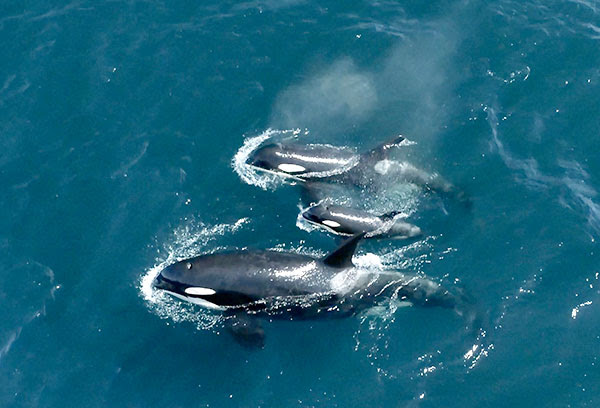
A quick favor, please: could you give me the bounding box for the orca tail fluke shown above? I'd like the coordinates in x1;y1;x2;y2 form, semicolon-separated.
453;189;473;210
452;286;485;337
432;181;473;210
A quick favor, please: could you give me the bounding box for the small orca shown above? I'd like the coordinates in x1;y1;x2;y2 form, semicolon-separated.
153;234;476;348
246;135;405;182
301;202;422;239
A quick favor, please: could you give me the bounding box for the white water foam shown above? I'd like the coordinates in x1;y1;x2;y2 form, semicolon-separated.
350;235;486;377
295;203;322;234
232;128;284;190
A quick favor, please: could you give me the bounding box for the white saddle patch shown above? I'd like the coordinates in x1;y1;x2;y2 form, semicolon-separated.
274;261;316;278
374;159;393;175
330;268;370;295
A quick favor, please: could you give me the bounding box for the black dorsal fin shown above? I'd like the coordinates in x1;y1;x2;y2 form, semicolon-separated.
379;210;402;220
322;232;366;268
363;135;405;162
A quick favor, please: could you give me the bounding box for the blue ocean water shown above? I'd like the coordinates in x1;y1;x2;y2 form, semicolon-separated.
1;0;600;406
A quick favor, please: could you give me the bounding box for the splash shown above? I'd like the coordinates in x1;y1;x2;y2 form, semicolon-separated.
571;300;593;319
295;203;321;234
351;236;473;378
463;333;494;371
232;128;285;190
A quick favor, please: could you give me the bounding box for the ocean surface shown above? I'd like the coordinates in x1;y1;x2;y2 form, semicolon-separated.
1;0;600;406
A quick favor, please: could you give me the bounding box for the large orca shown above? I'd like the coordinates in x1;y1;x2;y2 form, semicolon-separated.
153;234;476;348
246;135;405;182
301;202;422;239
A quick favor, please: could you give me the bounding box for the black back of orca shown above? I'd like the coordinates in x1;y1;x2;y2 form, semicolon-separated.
301;202;422;239
246;136;404;180
246;143;358;178
152;234;366;309
302;203;384;236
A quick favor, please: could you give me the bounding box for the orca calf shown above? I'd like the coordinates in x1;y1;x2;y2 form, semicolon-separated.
153;234;475;348
301;202;422;239
246;135;405;182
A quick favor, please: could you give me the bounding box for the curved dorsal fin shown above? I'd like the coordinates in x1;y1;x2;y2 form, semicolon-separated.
379;210;402;220
322;233;366;268
363;135;405;162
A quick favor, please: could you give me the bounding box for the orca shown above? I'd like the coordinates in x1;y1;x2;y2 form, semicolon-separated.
245;135;405;182
245;135;471;206
301;202;422;239
153;234;476;348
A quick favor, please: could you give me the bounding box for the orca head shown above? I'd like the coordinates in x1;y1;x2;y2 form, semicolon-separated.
302;203;334;225
153;260;259;310
246;143;282;171
152;260;192;291
152;261;224;310
247;143;308;175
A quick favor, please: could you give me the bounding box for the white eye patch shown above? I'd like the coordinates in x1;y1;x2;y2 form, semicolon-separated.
322;220;341;228
184;287;217;296
278;163;306;173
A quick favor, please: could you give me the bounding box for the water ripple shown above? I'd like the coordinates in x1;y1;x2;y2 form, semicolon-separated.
487;105;600;234
0;260;59;365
